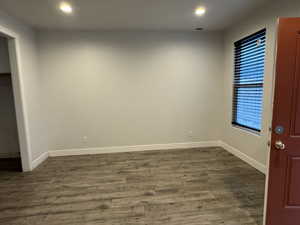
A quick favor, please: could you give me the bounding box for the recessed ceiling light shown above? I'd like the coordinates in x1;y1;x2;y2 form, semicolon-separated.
59;2;73;14
195;7;206;16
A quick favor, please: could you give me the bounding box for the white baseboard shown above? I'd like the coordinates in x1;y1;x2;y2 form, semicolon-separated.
44;140;266;175
31;152;49;170
219;141;266;174
48;141;220;157
0;152;20;158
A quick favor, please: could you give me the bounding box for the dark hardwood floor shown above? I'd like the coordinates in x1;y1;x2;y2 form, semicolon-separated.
0;147;265;225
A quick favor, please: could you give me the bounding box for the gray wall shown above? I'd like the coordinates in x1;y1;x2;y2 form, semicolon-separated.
0;36;19;156
1;0;299;168
37;31;224;151
0;74;19;157
0;37;10;73
222;0;300;165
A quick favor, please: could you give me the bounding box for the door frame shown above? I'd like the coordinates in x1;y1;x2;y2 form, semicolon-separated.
263;23;278;225
0;25;32;172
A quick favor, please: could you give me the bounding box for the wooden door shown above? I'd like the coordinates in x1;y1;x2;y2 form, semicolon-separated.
266;18;300;225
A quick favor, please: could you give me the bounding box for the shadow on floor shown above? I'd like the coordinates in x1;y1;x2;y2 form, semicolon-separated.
0;158;22;172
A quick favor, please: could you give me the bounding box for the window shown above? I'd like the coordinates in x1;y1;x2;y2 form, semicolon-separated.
232;29;266;132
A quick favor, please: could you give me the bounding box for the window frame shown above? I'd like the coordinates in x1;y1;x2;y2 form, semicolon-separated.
231;29;266;133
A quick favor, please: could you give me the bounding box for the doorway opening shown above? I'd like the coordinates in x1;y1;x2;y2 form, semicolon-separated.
0;35;22;172
0;26;31;172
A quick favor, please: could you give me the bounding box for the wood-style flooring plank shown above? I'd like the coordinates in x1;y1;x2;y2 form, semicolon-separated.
0;147;265;225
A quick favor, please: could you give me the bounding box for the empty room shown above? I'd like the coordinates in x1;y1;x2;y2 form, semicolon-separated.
0;0;299;224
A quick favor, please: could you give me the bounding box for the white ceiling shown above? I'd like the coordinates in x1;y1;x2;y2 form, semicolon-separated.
0;0;268;31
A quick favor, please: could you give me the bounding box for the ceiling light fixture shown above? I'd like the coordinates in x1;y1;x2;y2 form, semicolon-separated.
59;2;73;14
195;7;206;16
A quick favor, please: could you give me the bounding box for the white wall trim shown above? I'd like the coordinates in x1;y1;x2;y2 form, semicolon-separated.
31;152;48;170
48;141;220;157
48;141;267;174
34;140;266;176
219;141;267;174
